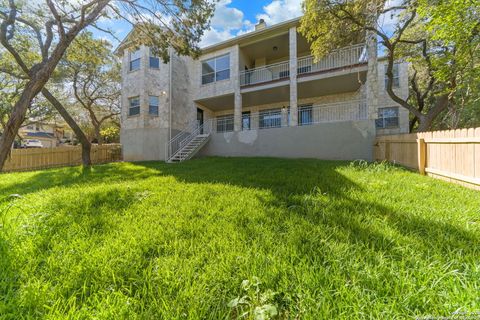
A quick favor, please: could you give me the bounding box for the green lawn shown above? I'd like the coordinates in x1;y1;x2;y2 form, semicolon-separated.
0;158;479;319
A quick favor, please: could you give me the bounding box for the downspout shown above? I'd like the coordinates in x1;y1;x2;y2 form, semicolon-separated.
168;47;173;157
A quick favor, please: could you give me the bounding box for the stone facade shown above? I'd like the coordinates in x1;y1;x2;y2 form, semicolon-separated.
118;19;410;162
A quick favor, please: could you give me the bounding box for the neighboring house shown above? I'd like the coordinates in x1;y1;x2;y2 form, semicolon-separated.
19;122;76;148
20;122;57;148
116;18;409;162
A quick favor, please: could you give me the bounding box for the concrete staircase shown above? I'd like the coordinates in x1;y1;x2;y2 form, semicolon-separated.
167;134;210;163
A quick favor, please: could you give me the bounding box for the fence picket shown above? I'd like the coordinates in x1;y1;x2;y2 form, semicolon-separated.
3;144;122;173
374;128;480;190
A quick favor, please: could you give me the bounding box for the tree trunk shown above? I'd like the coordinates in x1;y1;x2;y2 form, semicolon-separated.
0;79;45;170
94;124;103;145
42;89;92;166
416;116;432;132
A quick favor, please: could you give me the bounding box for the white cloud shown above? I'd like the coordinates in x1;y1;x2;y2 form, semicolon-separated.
210;0;244;31
200;0;303;47
256;0;303;25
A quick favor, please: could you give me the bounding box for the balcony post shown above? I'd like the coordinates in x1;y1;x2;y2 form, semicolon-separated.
233;44;242;131
289;27;298;126
366;24;379;121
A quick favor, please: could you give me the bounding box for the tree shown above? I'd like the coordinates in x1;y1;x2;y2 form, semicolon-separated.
299;0;480;132
63;32;120;144
0;0;214;170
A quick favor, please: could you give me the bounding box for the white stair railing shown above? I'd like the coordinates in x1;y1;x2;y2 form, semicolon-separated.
165;119;214;162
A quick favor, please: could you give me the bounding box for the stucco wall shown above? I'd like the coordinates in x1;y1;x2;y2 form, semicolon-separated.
198;120;376;161
121;127;169;161
192;47;237;101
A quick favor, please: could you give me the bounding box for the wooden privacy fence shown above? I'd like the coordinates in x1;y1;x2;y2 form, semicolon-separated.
2;144;122;173
374;128;480;190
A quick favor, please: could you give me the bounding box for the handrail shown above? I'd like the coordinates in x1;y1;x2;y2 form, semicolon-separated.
165;119;214;162
240;60;291;75
297;44;367;76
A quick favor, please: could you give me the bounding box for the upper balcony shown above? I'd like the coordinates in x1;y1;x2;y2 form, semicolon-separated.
239;44;367;87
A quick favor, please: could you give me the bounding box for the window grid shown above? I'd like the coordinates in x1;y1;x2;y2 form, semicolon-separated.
216;114;234;133
149;48;160;69
259;109;282;129
128;97;140;116
202;54;230;85
385;63;400;88
376;107;399;129
129;49;141;72
149;96;159;116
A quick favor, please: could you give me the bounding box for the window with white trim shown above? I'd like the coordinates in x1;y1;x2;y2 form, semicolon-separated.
376;107;399;129
385;63;400;88
201;54;230;85
129;49;141;71
128;96;140;116
149;96;159;116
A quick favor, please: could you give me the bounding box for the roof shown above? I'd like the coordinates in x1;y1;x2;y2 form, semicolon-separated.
115;17;302;56
24;132;56;139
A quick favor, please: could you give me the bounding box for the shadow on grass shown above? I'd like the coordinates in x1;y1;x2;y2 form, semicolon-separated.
0;157;479;317
2;157;479;267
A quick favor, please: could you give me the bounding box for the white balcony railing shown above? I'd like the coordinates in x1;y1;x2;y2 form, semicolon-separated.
213;100;367;133
239;44;367;87
297;44;367;76
240;60;290;86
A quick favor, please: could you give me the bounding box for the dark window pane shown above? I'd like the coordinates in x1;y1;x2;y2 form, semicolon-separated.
376;107;399;128
202;73;215;85
149;105;159;115
149;57;160;69
129;106;140;116
216;69;230;81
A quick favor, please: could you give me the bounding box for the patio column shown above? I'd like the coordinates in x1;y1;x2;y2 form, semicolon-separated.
366;21;379;120
289;27;298;126
234;91;242;131
233;44;242;131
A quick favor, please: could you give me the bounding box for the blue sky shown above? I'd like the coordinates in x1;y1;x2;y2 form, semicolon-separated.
92;0;303;48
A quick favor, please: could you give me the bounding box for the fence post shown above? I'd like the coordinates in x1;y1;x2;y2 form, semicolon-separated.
384;141;390;161
417;138;426;175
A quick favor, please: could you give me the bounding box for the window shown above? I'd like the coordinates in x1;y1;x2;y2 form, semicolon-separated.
26;125;34;130
376;107;399;129
129;49;141;71
259;109;282;129
385;63;400;88
242;112;251;130
216;114;234;133
149;48;160;69
298;105;313;126
128;96;140;116
149;96;159;116
202;54;230;85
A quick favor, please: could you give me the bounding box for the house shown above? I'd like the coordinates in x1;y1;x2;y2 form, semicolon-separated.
19;121;76;148
20;122;57;148
116;18;409;162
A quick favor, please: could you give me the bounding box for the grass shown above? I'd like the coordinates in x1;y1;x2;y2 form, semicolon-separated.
0;157;479;319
